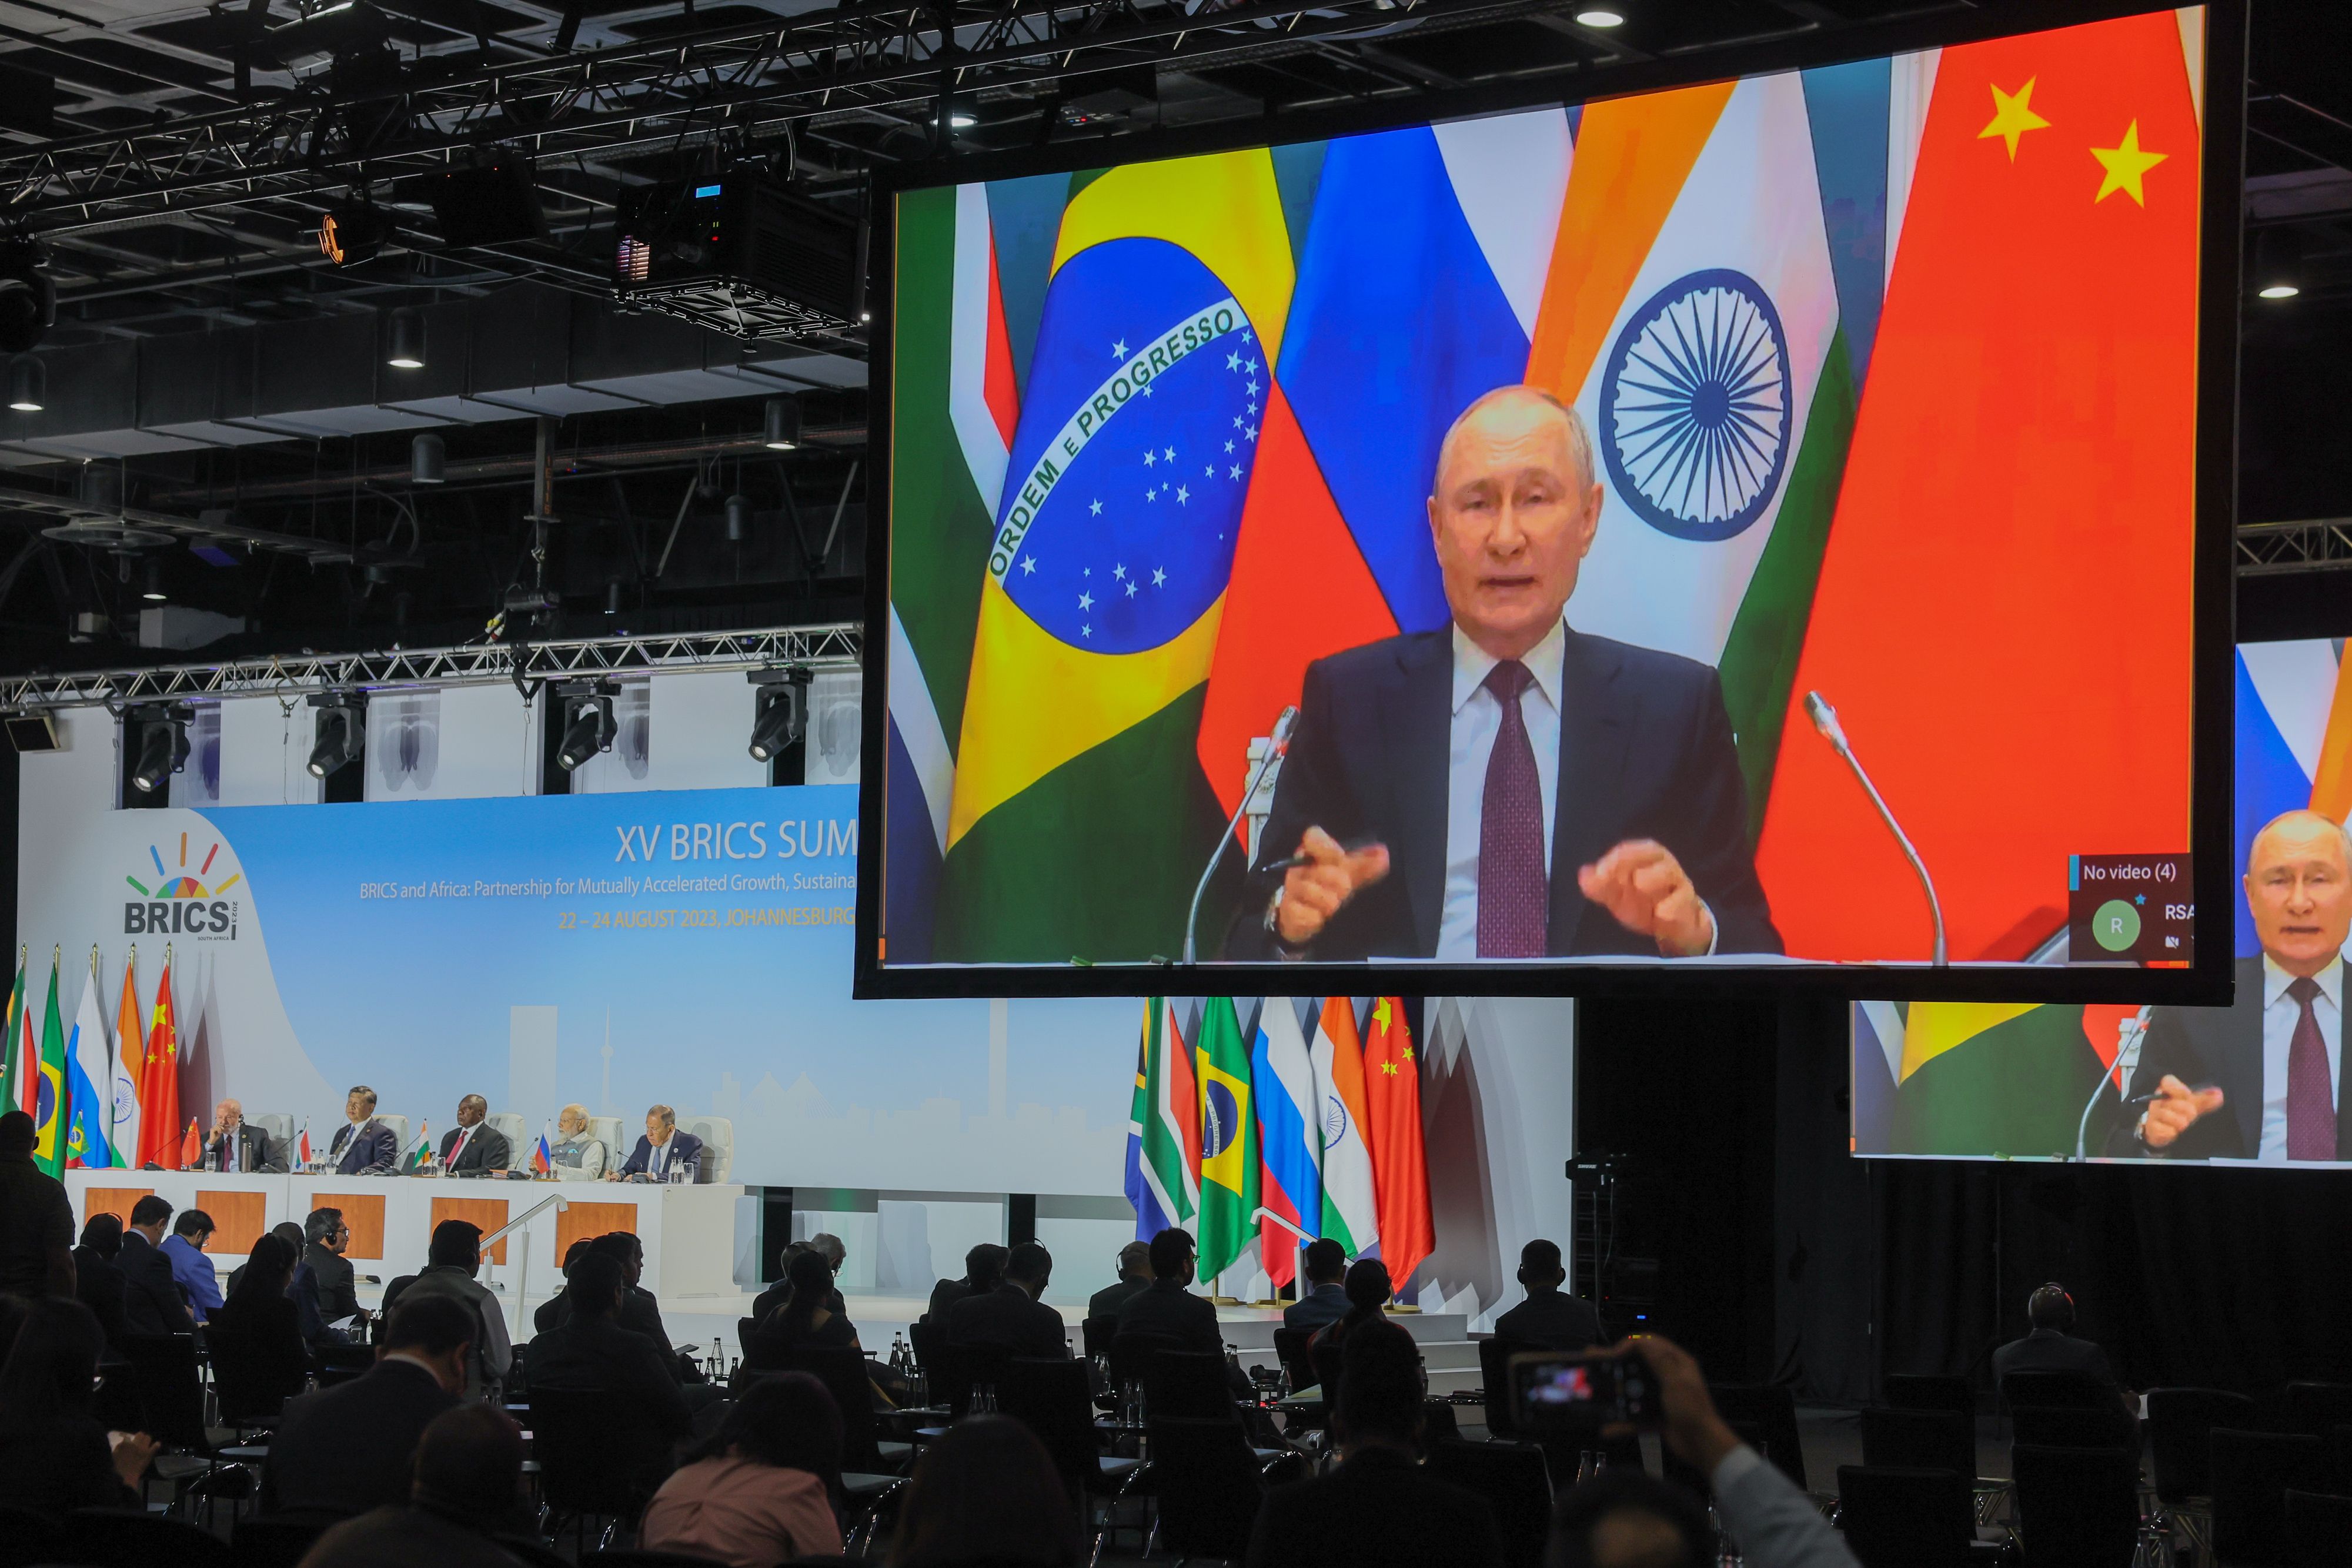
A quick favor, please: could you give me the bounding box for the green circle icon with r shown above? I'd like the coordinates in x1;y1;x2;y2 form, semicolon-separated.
2093;899;2141;953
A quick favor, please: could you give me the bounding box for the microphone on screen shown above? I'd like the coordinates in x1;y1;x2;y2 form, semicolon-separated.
1181;705;1301;966
1805;690;1946;967
2074;1005;2153;1160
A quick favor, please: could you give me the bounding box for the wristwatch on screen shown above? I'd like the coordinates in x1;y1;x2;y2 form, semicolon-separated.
1264;887;1310;962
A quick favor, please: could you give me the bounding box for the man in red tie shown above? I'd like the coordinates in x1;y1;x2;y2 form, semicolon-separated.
2128;810;2351;1161
1224;385;1779;962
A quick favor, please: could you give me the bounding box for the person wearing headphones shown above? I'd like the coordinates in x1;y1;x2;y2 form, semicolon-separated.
1491;1238;1603;1350
1991;1283;2124;1400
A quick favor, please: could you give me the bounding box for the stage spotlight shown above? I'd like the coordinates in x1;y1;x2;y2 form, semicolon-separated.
1573;6;1624;24
762;396;800;450
7;355;41;412
604;577;622;616
305;692;366;778
411;432;445;484
746;667;811;763
0;238;52;355
386;306;426;369
556;689;615;771
318;204;392;266
140;558;166;602
2255;228;2304;300
128;707;191;795
725;494;751;543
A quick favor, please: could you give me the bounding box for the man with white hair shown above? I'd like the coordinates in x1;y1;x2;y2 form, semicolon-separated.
1228;383;1780;962
2124;809;2352;1161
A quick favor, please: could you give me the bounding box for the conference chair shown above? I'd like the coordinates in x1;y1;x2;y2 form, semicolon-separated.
1832;1465;1979;1568
1144;1415;1285;1562
0;1505;61;1568
1148;1349;1240;1423
1477;1336;1526;1440
776;1345;914;1475
373;1114;410;1157
230;1515;332;1568
249;1112;294;1156
1710;1383;1808;1490
1105;1330;1188;1417
2210;1427;2324;1568
1999;1368;2115;1412
67;1506;238;1568
998;1356;1143;1530
1886;1373;1977;1424
2010;1403;2137;1452
2147;1386;2259;1557
1427;1438;1552;1568
2284;1381;2352;1437
1079;1313;1119;1365
205;1321;294;1430
683;1115;733;1182
485;1112;529;1170
589;1115;625;1158
2009;1443;2141;1568
529;1386;657;1550
1862;1407;1975;1479
2284;1489;2352;1568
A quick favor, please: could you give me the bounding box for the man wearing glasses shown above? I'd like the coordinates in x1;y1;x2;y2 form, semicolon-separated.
302;1206;370;1335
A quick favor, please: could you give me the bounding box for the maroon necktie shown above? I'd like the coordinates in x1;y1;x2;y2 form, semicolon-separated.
2286;975;2336;1160
1476;660;1548;958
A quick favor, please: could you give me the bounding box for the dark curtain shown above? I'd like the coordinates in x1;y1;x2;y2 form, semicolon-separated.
1773;994;1880;1403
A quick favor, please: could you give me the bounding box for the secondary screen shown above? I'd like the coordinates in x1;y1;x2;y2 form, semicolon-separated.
878;8;2209;979
1858;638;2352;1165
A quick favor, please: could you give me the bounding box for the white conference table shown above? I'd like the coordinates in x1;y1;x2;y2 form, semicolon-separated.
63;1169;749;1332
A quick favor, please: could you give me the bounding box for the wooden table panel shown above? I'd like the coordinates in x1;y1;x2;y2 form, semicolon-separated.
193;1189;268;1256
307;1192;386;1260
81;1187;153;1228
555;1201;639;1265
430;1196;512;1265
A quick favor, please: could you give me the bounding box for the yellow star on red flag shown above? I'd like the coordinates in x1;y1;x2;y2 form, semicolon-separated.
2091;119;2167;205
1979;78;2052;161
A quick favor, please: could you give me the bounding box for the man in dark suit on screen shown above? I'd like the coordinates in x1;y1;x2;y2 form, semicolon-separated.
329;1085;399;1175
1226;386;1779;963
2117;810;2351;1162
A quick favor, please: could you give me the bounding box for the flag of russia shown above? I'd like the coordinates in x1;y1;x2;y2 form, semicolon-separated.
1251;999;1322;1289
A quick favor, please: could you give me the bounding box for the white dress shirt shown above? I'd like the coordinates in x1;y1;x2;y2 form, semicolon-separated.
2259;953;2344;1161
1436;620;1565;961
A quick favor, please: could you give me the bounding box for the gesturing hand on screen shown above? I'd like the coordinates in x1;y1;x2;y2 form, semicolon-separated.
1274;826;1391;948
1577;840;1715;957
2140;1074;2225;1149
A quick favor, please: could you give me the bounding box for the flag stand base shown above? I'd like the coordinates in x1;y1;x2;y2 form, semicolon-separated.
1384;1304;1422;1314
1208;1295;1243;1305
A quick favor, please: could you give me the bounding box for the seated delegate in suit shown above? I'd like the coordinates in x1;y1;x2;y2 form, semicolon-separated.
2120;810;2352;1161
159;1209;223;1325
1282;1239;1350;1331
329;1085;400;1175
0;1298;158;1516
943;1241;1068;1360
397;1221;514;1398
260;1293;471;1519
302;1206;370;1335
299;1405;533;1568
924;1243;1008;1327
71;1213;131;1353
533;1240;595;1335
1991;1283;2125;1395
1088;1241;1154;1323
438;1095;512;1175
200;1097;286;1174
118;1194;195;1335
548;1103;607;1181
1226;385;1780;963
610;1104;704;1183
1115;1228;1223;1356
754;1248;861;1356
1491;1239;1604;1350
228;1222;306;1298
641;1372;846;1568
209;1233;313;1410
1245;1319;1502;1568
527;1253;691;1484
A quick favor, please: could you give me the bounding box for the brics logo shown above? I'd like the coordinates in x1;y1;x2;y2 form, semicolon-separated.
123;832;241;939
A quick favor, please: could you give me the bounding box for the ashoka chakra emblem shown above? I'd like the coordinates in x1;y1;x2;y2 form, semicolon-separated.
1599;267;1793;543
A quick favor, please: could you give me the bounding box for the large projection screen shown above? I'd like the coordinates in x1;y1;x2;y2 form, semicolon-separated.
861;2;2241;1002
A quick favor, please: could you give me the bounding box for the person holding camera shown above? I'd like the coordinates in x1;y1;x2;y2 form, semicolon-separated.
1546;1335;1860;1568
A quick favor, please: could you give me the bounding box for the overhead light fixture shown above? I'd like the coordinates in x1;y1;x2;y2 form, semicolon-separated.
305;691;367;779
746;667;812;763
318;204;392;267
128;706;192;795
2254;227;2304;300
386;305;426;369
1573;6;1625;24
411;432;446;484
140;557;167;602
6;355;41;412
555;686;616;772
725;493;752;543
0;238;52;355
934;112;975;128
762;396;800;451
604;577;622;616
